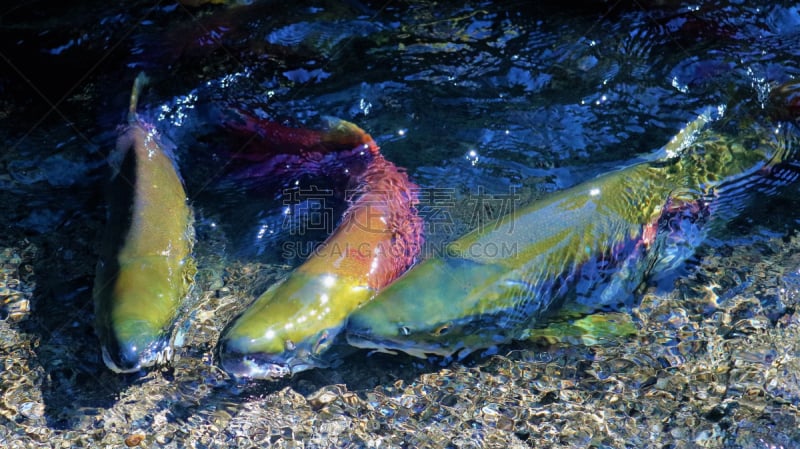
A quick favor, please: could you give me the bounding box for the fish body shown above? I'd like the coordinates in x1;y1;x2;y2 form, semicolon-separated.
346;162;667;359
218;121;423;379
345;110;783;360
93;74;195;373
222;112;378;181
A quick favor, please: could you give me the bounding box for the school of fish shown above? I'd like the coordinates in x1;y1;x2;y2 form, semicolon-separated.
93;74;800;378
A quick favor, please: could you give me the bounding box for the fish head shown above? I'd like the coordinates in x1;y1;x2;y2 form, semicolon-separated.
94;262;182;374
346;257;511;360
98;319;174;373
219;272;370;379
218;324;336;379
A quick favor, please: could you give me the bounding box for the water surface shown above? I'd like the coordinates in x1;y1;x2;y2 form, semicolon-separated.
2;0;800;447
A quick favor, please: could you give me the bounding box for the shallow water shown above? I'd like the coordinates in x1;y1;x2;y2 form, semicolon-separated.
2;0;800;447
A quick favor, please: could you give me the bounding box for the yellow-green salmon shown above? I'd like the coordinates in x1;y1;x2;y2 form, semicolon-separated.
218;121;423;379
346;107;796;360
93;73;195;373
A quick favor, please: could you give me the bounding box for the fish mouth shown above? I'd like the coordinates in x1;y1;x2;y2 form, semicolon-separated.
100;336;173;374
218;343;323;380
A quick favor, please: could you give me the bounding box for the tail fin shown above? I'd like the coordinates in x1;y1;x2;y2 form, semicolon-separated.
128;72;150;123
320;116;381;156
659;106;723;160
704;117;800;234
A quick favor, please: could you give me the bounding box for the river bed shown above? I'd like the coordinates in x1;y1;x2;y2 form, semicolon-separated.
2;1;800;447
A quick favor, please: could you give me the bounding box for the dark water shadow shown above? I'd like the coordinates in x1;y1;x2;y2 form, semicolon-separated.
18;180;131;429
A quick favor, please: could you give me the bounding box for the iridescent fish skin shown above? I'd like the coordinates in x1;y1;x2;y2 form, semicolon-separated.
346;163;667;360
346;111;786;360
221;111;377;183
93;74;195;373
218;121;423;379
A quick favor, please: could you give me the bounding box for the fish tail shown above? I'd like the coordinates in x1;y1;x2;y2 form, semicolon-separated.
321;116;381;156
660;106;722;159
128;72;150;124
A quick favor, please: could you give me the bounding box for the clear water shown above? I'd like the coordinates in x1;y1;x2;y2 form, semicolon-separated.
2;0;800;447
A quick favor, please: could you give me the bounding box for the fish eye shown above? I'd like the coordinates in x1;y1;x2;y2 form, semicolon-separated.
399;326;411;336
433;324;450;336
